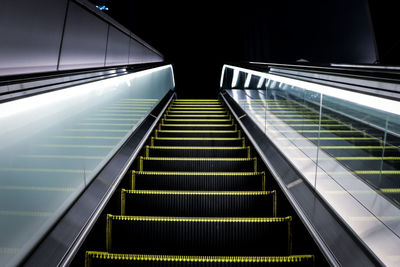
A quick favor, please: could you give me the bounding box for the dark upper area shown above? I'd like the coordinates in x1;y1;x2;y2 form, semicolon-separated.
68;1;400;97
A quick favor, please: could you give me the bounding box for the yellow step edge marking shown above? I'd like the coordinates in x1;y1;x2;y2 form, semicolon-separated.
161;124;234;127
0;210;52;217
122;189;274;195
154;137;242;140
167;111;227;113
39;144;114;149
85;252;314;263
66;129;129;133
157;130;237;133
174;99;220;101
107;214;291;223
164;119;231;122
381;188;400;193
166;114;229;117
0;185;75;192
132;170;265;176
171;104;223;107
169;108;226;111
52;136;122;140
149;146;248;150
0;167;91;173
19;154;104;160
141;157;256;161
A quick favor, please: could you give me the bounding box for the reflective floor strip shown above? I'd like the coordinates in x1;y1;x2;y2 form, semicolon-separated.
53;136;122;140
39;144;114;149
19;154;104;160
78;123;135;126
0;210;52;217
66;129;129;133
0;168;91;173
0;185;75;192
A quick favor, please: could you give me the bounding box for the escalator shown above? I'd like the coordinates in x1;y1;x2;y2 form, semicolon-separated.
80;99;317;266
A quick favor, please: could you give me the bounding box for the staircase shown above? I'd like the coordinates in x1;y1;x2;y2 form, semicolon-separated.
84;99;315;266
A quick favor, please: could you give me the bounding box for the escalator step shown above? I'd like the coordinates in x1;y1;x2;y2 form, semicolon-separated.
131;171;266;191
155;129;240;138
139;157;257;172
165;114;231;120
151;137;245;147
167;111;228;115
85;252;315;266
145;146;251;158
121;190;276;217
106;215;292;256
159;124;237;131
162;118;233;124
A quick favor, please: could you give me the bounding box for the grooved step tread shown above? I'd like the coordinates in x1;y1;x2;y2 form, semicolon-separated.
85;252;315;266
106;215;292;255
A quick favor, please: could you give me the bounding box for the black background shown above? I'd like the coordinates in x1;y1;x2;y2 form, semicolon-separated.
92;0;400;98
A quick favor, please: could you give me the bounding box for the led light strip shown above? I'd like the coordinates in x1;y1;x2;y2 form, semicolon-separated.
221;64;400;116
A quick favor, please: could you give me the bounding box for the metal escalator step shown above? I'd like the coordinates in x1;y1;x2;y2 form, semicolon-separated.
168;107;226;111
145;146;250;158
121;190;276;217
155;129;241;138
85;252;315;266
167;110;228;115
106;215;292;256
159;124;237;131
165;114;231;120
139;157;257;172
151;137;245;147
131;171;266;191
162;118;233;124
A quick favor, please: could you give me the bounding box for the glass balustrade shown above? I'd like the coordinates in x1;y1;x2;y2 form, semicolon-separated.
222;64;400;266
0;65;174;266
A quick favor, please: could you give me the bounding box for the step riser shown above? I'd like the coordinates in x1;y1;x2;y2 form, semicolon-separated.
152;138;245;147
160;125;237;131
107;217;291;256
155;131;240;138
139;159;257;172
132;173;266;191
121;192;276;217
146;147;250;158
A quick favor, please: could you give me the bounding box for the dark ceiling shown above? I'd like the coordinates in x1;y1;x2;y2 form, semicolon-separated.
92;0;400;98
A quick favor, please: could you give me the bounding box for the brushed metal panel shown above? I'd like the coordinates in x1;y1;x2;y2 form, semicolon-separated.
0;0;67;76
105;26;130;66
129;38;162;64
59;2;108;70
